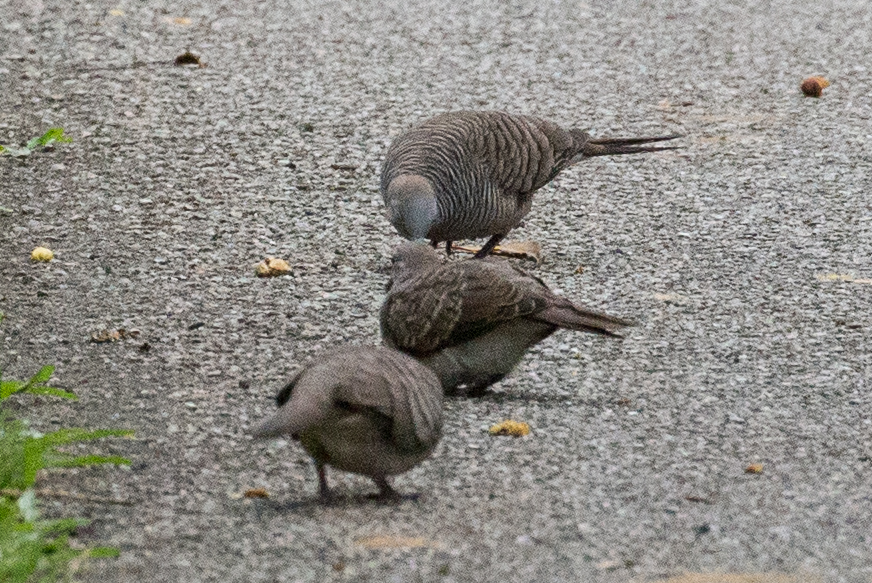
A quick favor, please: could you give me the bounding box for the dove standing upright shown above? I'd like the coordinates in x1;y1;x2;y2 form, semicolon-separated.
381;110;679;257
250;346;443;500
381;242;632;395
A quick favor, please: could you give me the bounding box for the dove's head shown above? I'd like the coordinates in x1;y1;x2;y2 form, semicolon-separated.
384;174;438;240
250;355;345;440
388;241;443;286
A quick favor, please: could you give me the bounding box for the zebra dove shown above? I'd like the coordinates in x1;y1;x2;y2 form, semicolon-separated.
250;346;443;500
381;110;678;257
381;242;632;395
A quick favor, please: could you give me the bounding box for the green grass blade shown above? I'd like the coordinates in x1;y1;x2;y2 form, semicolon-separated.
46;454;131;469
38;428;134;447
37;517;83;534
1;365;74;400
22;128;72;152
24;366;54;388
43;128;72;145
21;440;47;488
22;386;78;400
0;380;27;400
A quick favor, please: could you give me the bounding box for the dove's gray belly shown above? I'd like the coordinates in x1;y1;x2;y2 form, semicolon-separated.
300;415;436;477
419;318;556;392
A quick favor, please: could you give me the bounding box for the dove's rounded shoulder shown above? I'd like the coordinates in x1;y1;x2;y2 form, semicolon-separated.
453;257;544;287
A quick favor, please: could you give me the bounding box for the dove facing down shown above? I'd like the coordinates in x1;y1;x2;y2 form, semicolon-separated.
381;242;632;395
250;346;443;500
381;110;679;257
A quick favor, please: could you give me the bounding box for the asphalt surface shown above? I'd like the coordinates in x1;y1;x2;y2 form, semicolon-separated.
1;1;871;582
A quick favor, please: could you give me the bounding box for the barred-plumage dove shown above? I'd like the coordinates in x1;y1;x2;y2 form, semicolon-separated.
381;242;632;394
381;110;679;257
250;346;443;500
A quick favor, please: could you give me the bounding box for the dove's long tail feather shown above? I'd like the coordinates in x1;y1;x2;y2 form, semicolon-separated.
578;133;681;157
535;303;633;337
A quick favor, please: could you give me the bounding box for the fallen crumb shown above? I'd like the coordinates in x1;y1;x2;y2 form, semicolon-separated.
174;51;205;67
745;463;764;474
91;329;136;343
243;488;269;499
255;257;291;277
488;420;531;437
31;247;54;262
800;76;829;97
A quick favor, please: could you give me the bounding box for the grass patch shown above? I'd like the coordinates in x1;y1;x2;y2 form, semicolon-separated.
0;128;72;158
1;362;132;582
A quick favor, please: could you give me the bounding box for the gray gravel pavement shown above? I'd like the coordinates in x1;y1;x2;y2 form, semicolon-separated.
2;1;871;581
